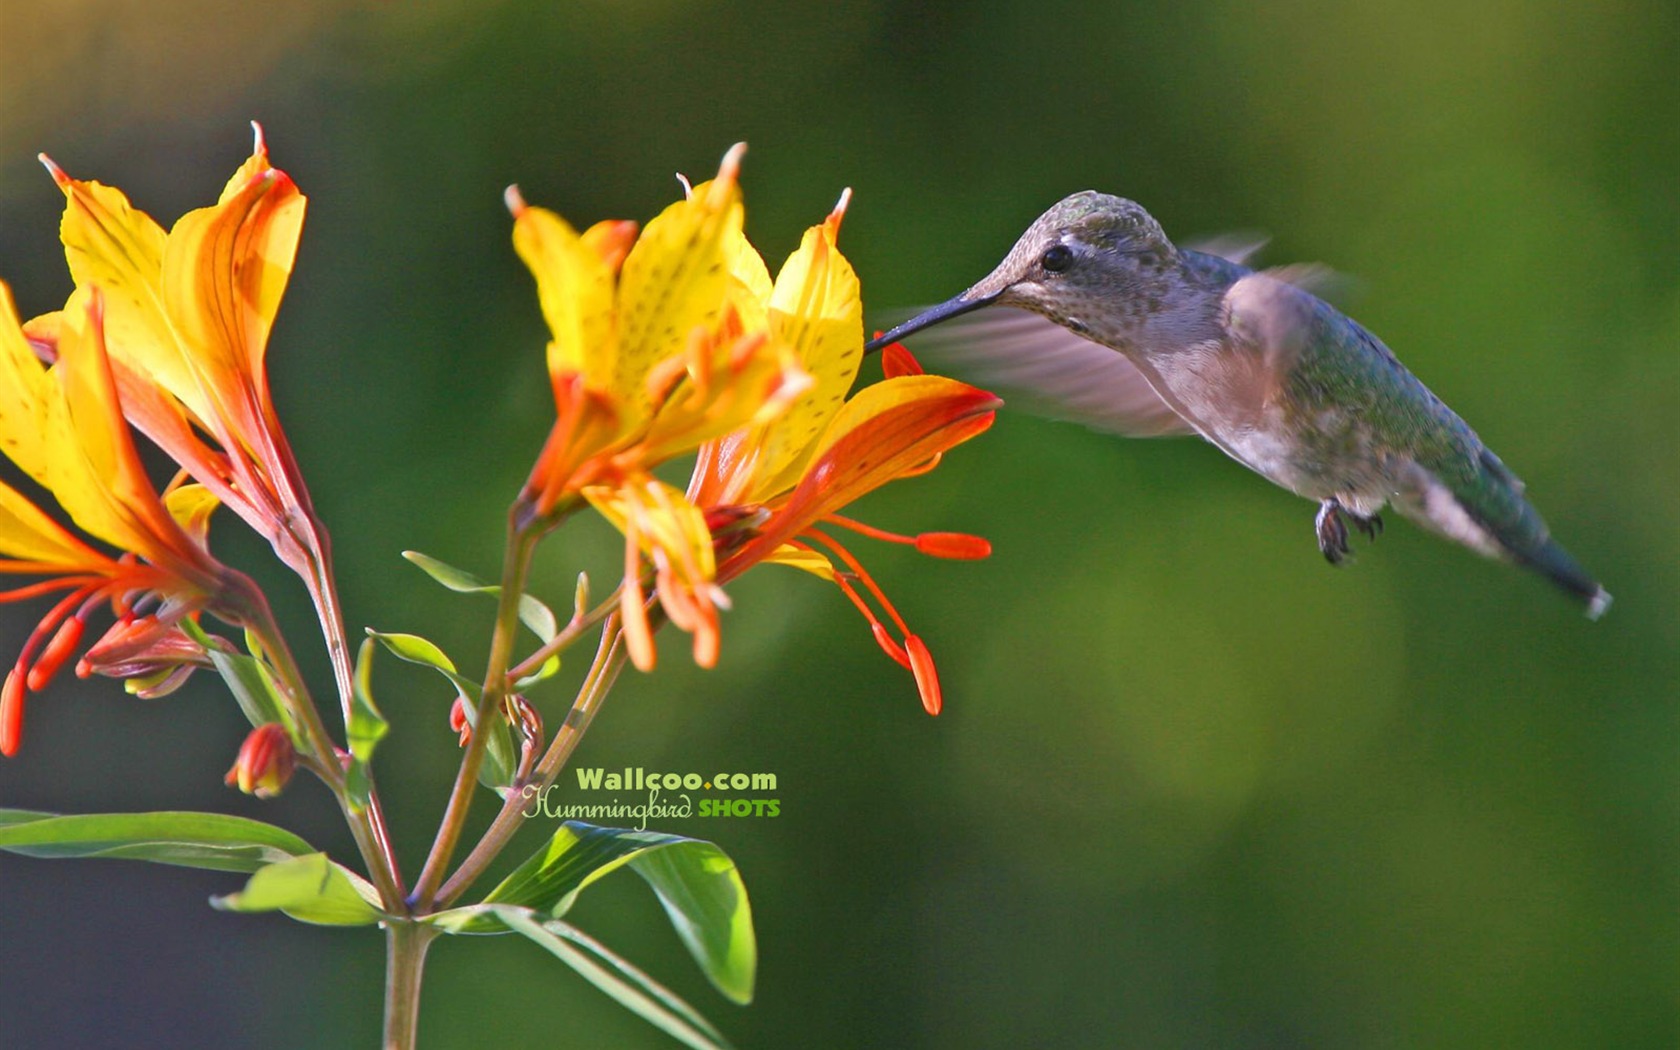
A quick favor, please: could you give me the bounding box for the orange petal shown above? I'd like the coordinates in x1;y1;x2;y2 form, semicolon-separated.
735;376;999;561
880;343;923;378
162;147;305;428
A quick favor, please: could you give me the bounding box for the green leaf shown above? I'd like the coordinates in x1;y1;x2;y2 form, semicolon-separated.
365;629;515;791
453;822;755;1003
182;620;293;736
492;905;735;1050
211;852;385;926
403;549;560;642
344;639;391;811
0;809;314;873
366;629;473;687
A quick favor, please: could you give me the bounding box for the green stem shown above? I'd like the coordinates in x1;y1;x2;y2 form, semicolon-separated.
409;515;542;908
506;582;625;681
382;920;438;1050
230;576;406;909
437;612;633;905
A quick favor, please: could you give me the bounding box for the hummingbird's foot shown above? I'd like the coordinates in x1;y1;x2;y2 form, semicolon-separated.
1351;511;1383;541
1316;500;1350;564
1316;500;1381;564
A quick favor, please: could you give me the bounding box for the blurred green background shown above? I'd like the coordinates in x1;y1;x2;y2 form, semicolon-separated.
1;1;1675;1047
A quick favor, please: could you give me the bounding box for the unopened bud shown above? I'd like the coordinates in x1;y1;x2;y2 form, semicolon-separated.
224;724;296;799
449;696;472;747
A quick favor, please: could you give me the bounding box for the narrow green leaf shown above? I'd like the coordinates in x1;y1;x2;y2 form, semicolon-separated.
344;639;391;811
211;852;385;926
181;620;292;735
0;809;313;873
403;549;560;641
492;905;734;1050
367;629;464;679
475;822;755;1003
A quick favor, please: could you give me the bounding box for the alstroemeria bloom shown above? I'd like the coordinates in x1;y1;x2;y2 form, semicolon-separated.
601;192;1001;712
508;143;811;527
29;126;326;606
0;284;231;755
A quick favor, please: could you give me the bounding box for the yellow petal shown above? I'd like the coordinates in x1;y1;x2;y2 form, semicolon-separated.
749;198;863;499
48;290;199;571
724;224;773;334
510;197;617;389
0;284;56;487
164;483;220;547
0;478;105;570
47;164;215;428
583;477;717;582
762;544;835;580
45;290;156;552
614;145;745;417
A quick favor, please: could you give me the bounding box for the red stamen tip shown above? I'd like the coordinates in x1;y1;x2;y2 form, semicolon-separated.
26;618;85;692
914;532;992;560
1;669;24;757
905;636;942;716
881;343;923;378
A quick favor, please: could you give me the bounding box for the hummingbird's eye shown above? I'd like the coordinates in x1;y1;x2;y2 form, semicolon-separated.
1040;244;1074;273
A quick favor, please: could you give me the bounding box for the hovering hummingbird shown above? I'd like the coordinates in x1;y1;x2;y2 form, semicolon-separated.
867;192;1610;617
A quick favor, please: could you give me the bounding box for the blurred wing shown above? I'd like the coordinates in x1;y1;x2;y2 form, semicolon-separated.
1183;230;1270;265
881;307;1196;437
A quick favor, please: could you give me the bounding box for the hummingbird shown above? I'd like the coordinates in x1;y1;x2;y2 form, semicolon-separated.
867;192;1610;617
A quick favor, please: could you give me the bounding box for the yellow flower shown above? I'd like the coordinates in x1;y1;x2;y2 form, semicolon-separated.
0;284;230;755
32;125;321;578
595;190;1000;712
509;143;812;524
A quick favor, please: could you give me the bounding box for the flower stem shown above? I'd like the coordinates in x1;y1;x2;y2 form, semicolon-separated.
437;612;631;905
409;515;542;908
229;575;407;909
382;920;437;1050
506;582;625;681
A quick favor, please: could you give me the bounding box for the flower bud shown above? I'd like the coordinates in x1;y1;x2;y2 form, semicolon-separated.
224;724;296;798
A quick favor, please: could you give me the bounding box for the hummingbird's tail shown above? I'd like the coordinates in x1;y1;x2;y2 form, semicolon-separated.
1511;535;1613;620
1419;448;1612;619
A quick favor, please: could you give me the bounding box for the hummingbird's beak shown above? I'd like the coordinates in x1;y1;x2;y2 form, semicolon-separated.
865;289;1001;354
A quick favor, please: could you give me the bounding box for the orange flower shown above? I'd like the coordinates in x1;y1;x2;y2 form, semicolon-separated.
598;188;1000;712
702;346;999;716
30;125;326;592
0;284;232;755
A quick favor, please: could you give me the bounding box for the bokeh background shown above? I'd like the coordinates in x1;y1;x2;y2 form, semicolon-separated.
0;1;1675;1047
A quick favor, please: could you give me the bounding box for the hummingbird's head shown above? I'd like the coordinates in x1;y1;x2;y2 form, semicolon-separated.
867;192;1180;352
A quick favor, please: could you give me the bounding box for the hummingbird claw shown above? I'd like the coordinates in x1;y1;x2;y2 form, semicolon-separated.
1316;500;1381;564
1316;500;1351;564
